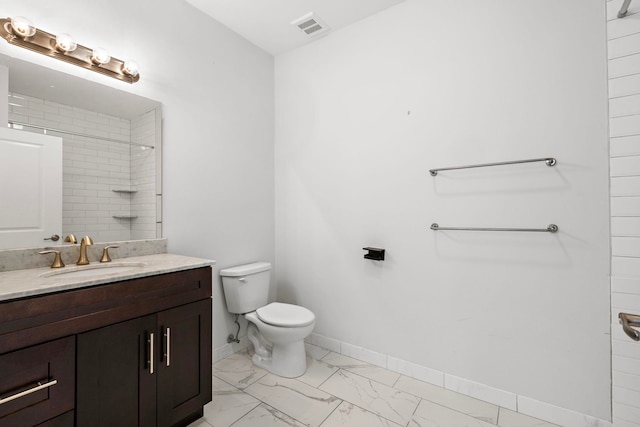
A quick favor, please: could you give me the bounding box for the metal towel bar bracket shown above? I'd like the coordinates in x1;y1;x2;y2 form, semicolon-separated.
430;223;558;233
429;157;556;176
619;313;640;341
619;0;633;18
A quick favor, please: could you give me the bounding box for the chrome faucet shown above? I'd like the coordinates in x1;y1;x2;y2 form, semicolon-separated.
76;236;94;265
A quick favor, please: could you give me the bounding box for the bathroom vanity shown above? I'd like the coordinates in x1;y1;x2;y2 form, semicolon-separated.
0;253;213;427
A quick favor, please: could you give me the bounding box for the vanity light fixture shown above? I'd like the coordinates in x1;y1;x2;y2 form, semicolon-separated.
90;47;110;65
55;33;77;53
0;16;140;83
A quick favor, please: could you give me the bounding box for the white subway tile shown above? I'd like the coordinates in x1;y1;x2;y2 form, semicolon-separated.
44;112;73;124
611;155;640;176
615;355;640;376
612;176;640;196
611;94;640;118
27;101;60;114
612;115;640;138
28;117;61;129
610;74;640;99
614;370;640;392
612;217;640;236
611;290;640;310
608;7;640;38
612;417;640;427
609;33;640;60
607;0;623;20
613;256;640;275
612;276;640;294
614;402;640;425
613;237;640;257
610;53;640;79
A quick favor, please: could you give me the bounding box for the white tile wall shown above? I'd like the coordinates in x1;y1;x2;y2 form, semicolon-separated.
608;1;640;425
7;92;157;243
130;109;157;240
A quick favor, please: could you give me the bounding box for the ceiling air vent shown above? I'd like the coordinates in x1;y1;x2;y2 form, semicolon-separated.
291;12;330;38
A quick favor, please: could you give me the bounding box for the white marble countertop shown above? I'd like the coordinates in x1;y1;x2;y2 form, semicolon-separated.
0;253;215;302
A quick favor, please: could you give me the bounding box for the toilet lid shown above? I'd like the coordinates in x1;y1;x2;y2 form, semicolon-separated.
256;302;315;327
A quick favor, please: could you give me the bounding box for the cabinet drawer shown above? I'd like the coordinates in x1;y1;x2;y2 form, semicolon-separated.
35;411;74;427
0;337;75;427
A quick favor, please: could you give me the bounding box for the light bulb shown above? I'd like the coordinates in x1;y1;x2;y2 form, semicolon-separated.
55;33;77;52
10;16;36;38
122;60;139;77
91;47;111;65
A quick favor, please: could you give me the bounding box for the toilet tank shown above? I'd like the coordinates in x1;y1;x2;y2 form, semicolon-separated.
219;262;272;314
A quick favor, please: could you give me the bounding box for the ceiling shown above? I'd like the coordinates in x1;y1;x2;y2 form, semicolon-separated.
185;0;406;55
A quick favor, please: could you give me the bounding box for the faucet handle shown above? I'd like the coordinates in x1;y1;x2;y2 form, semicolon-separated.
64;234;77;244
100;245;120;263
39;250;65;268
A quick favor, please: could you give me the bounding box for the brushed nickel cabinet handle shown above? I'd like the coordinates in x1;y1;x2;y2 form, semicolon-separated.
164;327;171;367
0;379;58;405
148;332;155;374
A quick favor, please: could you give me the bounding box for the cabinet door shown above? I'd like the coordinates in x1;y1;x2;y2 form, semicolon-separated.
77;315;157;427
157;299;212;427
0;337;74;427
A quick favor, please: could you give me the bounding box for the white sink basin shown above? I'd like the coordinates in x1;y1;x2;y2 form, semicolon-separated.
40;262;147;279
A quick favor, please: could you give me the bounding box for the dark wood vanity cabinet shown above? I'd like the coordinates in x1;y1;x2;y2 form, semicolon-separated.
0;337;75;427
0;266;212;427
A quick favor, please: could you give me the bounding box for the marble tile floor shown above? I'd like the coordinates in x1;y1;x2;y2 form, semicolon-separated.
188;344;559;427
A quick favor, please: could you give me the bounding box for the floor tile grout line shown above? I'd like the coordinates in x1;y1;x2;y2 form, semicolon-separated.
227;402;262;427
213;348;553;427
407;397;423;427
312;364;342;390
316;398;343;427
319;369;416;427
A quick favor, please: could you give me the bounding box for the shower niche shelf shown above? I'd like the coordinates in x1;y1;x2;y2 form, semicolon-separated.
112;188;138;194
112;215;139;220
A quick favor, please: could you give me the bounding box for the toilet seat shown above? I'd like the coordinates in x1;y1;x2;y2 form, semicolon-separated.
256;302;315;328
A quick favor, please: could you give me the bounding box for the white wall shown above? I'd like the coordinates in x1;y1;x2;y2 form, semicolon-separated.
275;0;610;420
607;0;640;425
0;0;275;351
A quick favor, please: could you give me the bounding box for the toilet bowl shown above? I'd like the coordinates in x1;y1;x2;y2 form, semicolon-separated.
219;262;315;378
245;302;315;377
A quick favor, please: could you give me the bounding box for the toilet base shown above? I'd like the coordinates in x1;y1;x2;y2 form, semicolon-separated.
246;322;308;378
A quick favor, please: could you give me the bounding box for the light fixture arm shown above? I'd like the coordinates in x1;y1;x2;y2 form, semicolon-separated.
0;17;139;84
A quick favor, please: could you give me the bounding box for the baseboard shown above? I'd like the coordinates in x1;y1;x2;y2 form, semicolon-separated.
213;339;248;363
303;332;612;427
213;332;611;427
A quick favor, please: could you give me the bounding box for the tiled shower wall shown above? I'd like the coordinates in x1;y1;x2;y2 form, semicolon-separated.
607;0;640;425
7;92;158;242
130;110;157;240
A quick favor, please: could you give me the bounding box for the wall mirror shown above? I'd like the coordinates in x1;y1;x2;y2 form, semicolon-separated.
0;53;162;250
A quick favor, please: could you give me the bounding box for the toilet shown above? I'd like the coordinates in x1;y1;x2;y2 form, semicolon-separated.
219;262;315;378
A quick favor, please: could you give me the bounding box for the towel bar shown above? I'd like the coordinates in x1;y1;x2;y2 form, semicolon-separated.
430;223;558;233
429;157;556;176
